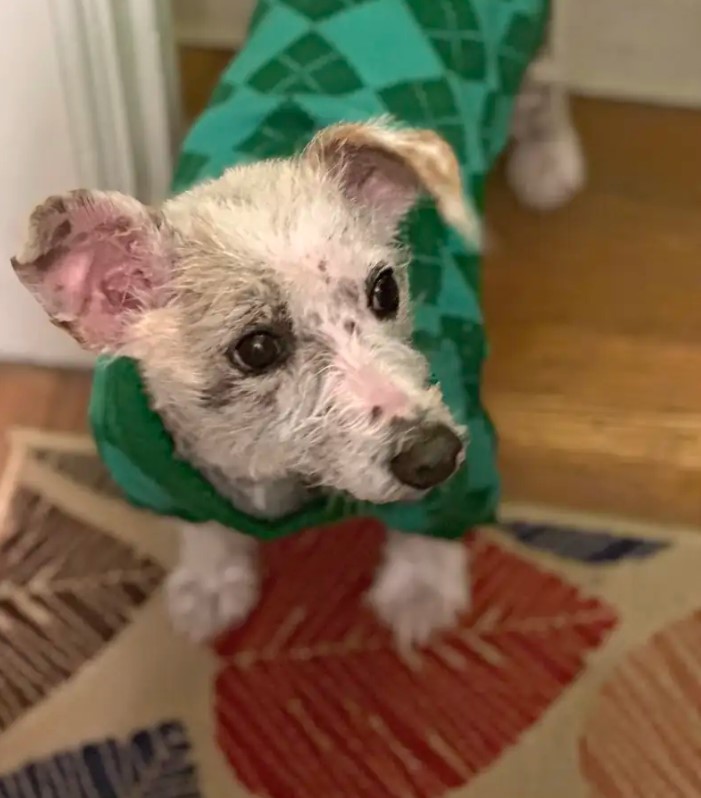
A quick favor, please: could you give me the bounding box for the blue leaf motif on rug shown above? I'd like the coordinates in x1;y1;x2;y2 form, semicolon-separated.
0;722;200;798
500;520;667;563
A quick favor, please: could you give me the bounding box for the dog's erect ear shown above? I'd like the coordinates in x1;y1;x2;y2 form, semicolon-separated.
305;119;481;246
11;190;170;352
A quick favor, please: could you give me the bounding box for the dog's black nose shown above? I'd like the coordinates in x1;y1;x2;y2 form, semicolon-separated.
390;423;463;490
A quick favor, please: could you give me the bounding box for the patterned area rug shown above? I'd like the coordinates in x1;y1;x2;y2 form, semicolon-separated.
2;427;701;798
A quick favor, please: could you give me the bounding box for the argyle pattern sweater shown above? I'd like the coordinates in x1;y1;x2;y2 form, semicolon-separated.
90;0;549;539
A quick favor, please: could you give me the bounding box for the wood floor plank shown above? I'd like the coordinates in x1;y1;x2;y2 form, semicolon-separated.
47;370;92;432
0;365;63;469
178;46;234;122
500;444;701;528
571;97;701;208
485;325;701;412
491;393;701;471
484;192;701;340
483;96;701;525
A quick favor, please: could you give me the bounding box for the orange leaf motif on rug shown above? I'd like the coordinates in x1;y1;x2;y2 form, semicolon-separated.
581;609;701;798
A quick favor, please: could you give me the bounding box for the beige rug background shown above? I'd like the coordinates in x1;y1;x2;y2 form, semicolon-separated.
1;427;701;798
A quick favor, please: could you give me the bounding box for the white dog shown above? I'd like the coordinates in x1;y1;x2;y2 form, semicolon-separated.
12;12;584;650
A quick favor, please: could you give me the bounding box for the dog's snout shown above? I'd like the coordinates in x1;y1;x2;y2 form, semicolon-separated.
390;423;463;490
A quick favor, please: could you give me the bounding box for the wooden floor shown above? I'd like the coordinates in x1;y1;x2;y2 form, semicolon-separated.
484;98;701;526
4;51;701;528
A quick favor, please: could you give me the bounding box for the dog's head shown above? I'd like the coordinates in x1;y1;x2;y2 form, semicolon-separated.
12;121;480;503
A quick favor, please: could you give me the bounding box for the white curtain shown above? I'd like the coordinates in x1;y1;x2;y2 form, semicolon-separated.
49;0;181;203
0;0;179;365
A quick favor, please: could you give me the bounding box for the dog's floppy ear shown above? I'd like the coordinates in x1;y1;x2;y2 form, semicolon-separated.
305;119;481;246
11;190;170;352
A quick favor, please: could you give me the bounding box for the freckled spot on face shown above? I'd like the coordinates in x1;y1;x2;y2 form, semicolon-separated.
260;389;277;408
318;260;327;272
334;278;360;307
370;405;382;422
200;375;238;409
344;319;357;334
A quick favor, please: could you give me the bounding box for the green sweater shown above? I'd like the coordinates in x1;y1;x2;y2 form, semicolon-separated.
90;0;548;540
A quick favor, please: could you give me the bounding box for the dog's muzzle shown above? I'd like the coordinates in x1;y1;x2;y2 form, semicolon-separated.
389;423;463;490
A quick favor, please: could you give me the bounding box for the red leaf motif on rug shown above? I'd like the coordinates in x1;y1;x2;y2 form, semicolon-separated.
214;521;616;798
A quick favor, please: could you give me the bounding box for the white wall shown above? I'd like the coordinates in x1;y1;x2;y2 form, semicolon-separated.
557;0;701;107
0;0;179;366
0;0;92;365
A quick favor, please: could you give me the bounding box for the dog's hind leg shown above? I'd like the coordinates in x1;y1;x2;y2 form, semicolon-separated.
507;30;586;211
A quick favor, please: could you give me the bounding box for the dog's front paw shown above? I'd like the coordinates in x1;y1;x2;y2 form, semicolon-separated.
507;126;585;211
166;561;259;643
368;533;470;650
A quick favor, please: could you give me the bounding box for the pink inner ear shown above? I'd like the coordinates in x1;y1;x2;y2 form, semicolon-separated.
44;250;93;320
33;214;160;349
356;170;416;222
68;244;152;347
338;146;418;227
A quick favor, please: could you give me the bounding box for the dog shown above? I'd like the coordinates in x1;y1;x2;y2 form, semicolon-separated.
12;0;583;650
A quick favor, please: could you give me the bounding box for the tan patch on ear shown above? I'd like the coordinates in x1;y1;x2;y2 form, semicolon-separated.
307;120;482;247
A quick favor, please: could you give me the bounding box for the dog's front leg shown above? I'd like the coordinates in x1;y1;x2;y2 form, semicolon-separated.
166;522;260;643
368;531;470;650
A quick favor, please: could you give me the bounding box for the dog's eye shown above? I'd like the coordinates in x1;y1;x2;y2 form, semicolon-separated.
368;268;399;319
230;330;285;374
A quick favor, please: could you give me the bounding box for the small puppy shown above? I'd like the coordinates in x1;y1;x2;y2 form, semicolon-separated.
12;6;585;650
13;122;480;649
